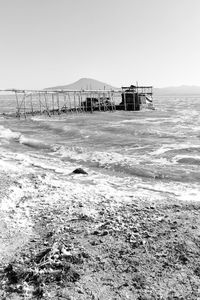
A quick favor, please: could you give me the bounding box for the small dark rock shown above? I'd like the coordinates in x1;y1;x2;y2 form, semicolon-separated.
72;168;88;175
178;254;188;264
4;264;18;284
46;231;54;238
90;240;99;246
132;227;139;233
194;266;200;277
93;230;100;235
35;248;51;263
81;251;90;259
143;231;151;238
33;285;44;298
100;230;109;236
132;273;146;289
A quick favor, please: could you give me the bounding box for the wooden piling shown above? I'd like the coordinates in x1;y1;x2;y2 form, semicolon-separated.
80;92;85;112
124;91;127;111
63;93;67;113
110;92;113;112
85;92;88;112
78;92;81;112
98;92;101;111
68;92;72;112
15;92;20;118
38;92;42;114
74;92;77;113
103;92;106;111
90;92;93;113
44;93;51;116
23;93;26;118
30;93;34;115
56;93;60;114
51;93;54;114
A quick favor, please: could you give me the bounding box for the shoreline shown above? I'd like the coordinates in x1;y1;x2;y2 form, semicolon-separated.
0;161;200;299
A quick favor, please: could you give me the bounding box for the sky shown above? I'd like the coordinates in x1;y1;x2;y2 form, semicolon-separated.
0;0;200;89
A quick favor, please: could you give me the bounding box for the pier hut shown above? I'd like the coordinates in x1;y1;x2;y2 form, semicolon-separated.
117;85;154;111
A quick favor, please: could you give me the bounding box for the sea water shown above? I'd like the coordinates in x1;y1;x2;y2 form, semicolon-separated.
0;94;200;202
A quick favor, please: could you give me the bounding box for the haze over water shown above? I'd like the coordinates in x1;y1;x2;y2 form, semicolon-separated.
0;95;200;203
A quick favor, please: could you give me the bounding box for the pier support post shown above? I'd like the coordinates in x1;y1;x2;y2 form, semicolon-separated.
39;92;42;114
51;93;55;114
23;93;27;118
124;92;127;111
44;93;51;116
63;93;67;113
103;92;106;111
74;92;77;113
30;93;34;116
68;92;72;112
78;92;81;112
98;92;101;111
133;91;135;111
90;92;93;113
56;93;60;114
15;92;20;118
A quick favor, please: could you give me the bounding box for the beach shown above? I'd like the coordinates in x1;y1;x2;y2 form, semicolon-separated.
0;95;200;299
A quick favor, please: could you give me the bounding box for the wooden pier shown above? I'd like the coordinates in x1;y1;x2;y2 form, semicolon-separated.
0;85;153;118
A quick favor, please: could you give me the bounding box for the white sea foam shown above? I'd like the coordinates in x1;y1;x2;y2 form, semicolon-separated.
151;146;172;156
0;159;24;173
151;143;200;156
0;125;21;140
19;135;52;150
177;188;200;202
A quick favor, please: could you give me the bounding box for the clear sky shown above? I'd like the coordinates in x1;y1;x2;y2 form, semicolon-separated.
0;0;200;89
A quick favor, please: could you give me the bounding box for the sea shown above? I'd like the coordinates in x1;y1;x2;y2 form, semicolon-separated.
0;94;200;203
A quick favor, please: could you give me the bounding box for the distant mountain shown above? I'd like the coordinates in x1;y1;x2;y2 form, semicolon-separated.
46;80;200;95
154;85;200;95
46;78;118;90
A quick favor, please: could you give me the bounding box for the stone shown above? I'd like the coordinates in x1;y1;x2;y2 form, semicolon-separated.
72;168;88;175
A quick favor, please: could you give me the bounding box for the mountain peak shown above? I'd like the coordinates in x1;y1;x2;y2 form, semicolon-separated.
46;78;118;90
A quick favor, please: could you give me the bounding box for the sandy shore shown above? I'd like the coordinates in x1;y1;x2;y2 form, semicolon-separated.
1;160;200;299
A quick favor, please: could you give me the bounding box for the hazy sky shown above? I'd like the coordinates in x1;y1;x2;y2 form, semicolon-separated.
0;0;200;89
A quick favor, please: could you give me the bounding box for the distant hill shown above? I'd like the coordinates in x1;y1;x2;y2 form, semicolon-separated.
154;85;200;95
46;78;118;90
46;80;200;95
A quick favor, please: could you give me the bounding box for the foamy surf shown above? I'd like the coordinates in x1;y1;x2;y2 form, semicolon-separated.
19;135;52;150
52;145;195;182
0;125;21;141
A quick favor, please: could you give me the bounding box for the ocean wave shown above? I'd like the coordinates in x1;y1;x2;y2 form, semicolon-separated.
31;120;82;139
53;146;171;180
50;145;200;183
0;125;21;140
151;144;200;157
19;135;53;150
175;156;200;165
